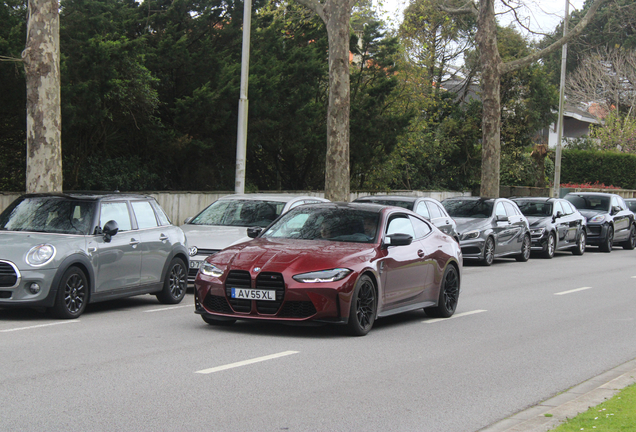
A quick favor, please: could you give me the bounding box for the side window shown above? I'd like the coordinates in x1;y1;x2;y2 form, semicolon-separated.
618;197;627;211
386;216;415;238
611;196;621;210
560;201;573;215
410;216;432;239
426;202;443;219
132;201;159;229
150;201;171;226
553;201;564;216
495;202;507;217
100;202;132;231
503;202;517;217
415;202;430;219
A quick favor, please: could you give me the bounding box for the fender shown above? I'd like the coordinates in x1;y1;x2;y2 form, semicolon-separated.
46;253;96;307
159;245;189;283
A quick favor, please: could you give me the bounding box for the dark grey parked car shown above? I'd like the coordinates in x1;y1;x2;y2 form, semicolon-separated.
0;193;189;318
564;192;636;252
442;197;531;266
353;195;459;242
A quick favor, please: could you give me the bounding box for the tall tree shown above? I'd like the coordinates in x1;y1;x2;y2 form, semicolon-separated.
22;0;62;192
293;0;356;202
439;0;607;197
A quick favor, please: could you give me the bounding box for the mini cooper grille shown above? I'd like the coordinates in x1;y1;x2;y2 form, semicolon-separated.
203;294;233;314
225;270;252;312
255;272;285;314
278;301;317;318
0;262;18;288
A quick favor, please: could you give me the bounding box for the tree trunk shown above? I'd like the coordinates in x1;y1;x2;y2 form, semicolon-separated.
22;0;62;193
476;0;501;198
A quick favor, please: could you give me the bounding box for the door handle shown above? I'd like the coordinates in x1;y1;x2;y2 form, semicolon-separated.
159;234;169;242
88;247;97;253
130;238;140;248
417;250;425;258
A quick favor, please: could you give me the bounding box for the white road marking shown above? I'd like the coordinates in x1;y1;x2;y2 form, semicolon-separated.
144;305;192;313
424;309;487;324
0;321;80;333
555;287;592;296
195;351;299;374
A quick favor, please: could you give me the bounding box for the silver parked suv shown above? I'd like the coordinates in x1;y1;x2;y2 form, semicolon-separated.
0;193;189;318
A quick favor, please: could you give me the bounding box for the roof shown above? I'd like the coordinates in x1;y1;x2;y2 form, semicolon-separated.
355;195;418;203
19;192;153;201
218;193;328;203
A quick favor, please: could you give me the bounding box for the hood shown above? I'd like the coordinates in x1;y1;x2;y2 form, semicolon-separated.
0;231;86;269
577;209;606;220
526;216;550;228
454;217;490;234
210;238;376;274
180;224;249;251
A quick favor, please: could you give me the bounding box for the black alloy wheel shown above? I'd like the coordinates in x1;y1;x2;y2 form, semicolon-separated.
572;231;586;256
622;225;636;250
516;234;531;262
542;232;556;259
600;226;614;252
51;266;88;319
346;275;376;336
425;265;460;318
157;258;188;304
481;237;495;266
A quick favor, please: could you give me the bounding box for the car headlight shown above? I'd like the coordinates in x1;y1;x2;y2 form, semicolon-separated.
530;228;545;236
200;262;224;278
461;230;480;240
588;214;606;223
292;268;352;283
26;244;56;267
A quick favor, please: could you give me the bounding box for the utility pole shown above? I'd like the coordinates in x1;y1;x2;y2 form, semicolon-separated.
235;0;252;195
553;0;569;198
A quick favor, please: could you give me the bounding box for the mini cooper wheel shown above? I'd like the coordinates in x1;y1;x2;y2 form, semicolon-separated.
516;234;531;262
346;275;376;336
541;232;556;259
51;266;88;319
481;237;495;266
572;231;586;256
600;226;614;252
156;258;188;304
622;225;636;250
425;265;460;318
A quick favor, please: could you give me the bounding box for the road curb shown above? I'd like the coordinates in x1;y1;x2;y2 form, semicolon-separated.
478;358;636;432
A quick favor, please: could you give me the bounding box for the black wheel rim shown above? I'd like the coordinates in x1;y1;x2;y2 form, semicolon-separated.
169;263;187;299
485;239;494;264
548;234;555;256
64;274;86;314
443;268;459;312
355;280;375;330
608;229;614;248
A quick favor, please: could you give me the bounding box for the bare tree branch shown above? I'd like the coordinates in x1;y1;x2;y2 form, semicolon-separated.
0;55;22;62
438;0;479;17
294;0;326;22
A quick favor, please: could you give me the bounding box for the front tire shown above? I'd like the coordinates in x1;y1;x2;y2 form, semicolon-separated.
346;275;376;336
541;232;556;259
481;237;495;266
599;226;614;252
572;231;586;256
621;225;636;250
51;266;88;319
156;258;188;304
425;265;460;318
516;234;531;262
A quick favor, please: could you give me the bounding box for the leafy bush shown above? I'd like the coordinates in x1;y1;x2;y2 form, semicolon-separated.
560;149;636;189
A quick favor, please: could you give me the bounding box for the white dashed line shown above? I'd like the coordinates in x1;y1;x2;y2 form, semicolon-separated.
424;309;487;324
0;321;80;333
144;305;193;313
554;287;592;296
195;351;299;374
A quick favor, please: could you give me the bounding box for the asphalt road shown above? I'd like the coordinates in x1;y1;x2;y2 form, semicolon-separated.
1;247;636;432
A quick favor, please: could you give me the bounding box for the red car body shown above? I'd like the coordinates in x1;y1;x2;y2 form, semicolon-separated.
194;203;462;334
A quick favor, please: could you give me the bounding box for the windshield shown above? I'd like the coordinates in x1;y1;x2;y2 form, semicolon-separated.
360;199;414;210
627;201;636;213
515;201;553;217
262;207;380;243
0;197;96;235
565;195;610;212
190;199;285;227
443;200;493;218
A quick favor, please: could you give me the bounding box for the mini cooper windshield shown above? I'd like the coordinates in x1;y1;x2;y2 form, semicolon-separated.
0;197;95;235
262;207;380;243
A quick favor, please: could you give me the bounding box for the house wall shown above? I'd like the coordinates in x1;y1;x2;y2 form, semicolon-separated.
548;118;594;148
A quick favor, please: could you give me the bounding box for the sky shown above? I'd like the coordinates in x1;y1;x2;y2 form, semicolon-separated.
376;0;587;38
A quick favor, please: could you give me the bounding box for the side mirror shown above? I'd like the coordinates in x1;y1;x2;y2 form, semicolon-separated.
611;206;621;215
102;220;119;243
496;215;509;222
383;233;413;247
247;227;263;238
184;217;193;224
553;211;563;221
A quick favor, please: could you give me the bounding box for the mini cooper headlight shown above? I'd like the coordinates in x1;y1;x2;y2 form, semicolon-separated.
292;268;352;283
461;230;480;240
200;262;224;278
26;244;56;267
530;228;545;236
589;214;607;223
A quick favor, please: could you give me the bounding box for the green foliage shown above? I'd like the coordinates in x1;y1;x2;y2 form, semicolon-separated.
560;149;636;189
590;110;636;153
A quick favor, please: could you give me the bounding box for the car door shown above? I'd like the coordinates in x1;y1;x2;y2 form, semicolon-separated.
425;201;454;237
558;200;579;244
90;201;141;292
131;200;172;287
503;201;526;254
493;201;513;254
611;196;630;241
552;200;569;245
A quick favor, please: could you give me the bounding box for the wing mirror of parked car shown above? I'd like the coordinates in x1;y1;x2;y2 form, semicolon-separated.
496;215;509;222
102;220;119;243
184;217;193;224
383;233;413;248
247;227;263;238
553;211;563;221
611;206;621;215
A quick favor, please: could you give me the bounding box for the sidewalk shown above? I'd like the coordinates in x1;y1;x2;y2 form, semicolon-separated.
478;357;636;432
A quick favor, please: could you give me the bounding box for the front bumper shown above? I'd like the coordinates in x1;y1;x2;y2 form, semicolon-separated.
0;264;58;308
458;237;486;260
585;223;609;246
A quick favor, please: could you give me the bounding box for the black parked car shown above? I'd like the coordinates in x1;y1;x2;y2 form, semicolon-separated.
442;197;531;266
624;198;636;214
512;197;587;258
564;192;636;252
354;195;459;242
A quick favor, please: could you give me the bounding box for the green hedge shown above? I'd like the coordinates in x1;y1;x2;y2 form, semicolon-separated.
560;149;636;189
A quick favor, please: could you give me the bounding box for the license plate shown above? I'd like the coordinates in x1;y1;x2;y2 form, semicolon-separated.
190;261;202;269
231;288;276;301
